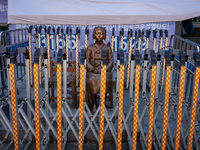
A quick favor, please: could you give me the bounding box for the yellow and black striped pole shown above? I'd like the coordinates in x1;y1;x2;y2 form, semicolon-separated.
99;50;107;150
161;30;168;92
132;65;140;150
57;63;62;150
117;49;124;150
161;51;171;149
85;27;88;49
38;29;42;85
57;27;60;53
47;27;51;78
78;49;86;150
175;65;185;150
120;29;124;49
76;27;79;86
174;51;186;150
146;30;150;49
187;51;200;150
126;29;133;89
28;26;33;85
147;64;156;150
188;67;200;150
10;62;19;150
152;30;157;51
34;62;40;150
111;28;114;53
137;30;141;51
117;64;124;150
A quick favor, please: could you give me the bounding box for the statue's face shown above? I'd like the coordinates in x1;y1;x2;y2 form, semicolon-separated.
94;28;104;43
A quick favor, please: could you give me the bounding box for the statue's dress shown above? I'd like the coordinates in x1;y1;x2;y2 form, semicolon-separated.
86;43;113;94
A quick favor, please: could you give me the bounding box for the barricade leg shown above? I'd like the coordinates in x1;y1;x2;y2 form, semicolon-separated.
34;63;41;150
132;65;140;150
10;63;19;150
117;64;124;150
175;66;186;150
188;67;200;150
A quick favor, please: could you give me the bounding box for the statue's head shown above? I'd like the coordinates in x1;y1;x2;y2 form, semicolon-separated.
93;27;106;43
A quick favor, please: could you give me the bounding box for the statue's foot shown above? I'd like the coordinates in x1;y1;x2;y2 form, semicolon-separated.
92;106;97;115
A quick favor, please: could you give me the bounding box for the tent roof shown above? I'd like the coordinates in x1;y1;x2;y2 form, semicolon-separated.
8;0;200;25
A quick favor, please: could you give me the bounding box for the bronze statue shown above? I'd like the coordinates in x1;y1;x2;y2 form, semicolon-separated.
86;27;113;114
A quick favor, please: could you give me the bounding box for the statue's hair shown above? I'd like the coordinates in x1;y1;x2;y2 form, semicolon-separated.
93;26;106;40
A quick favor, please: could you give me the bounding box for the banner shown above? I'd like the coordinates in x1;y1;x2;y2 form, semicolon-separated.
8;22;175;61
0;0;7;23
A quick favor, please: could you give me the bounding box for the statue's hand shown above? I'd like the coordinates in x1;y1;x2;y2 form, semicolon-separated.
92;69;99;74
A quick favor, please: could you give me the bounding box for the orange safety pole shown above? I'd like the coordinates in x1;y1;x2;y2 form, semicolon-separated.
99;65;106;150
121;36;123;49
111;28;115;53
147;65;156;150
34;64;40;150
175;66;186;150
146;30;150;49
10;64;19;150
47;33;50;78
28;32;33;85
188;67;200;150
57;63;62;150
161;66;171;150
132;65;140;150
78;65;84;150
153;30;157;51
111;35;114;53
38;33;42;85
126;36;133;89
117;65;124;150
57;33;59;52
76;34;79;86
161;33;168;92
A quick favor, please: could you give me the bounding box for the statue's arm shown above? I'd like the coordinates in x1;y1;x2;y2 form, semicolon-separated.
106;48;114;72
86;48;95;72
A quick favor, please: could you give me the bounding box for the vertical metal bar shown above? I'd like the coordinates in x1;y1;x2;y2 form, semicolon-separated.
132;65;140;150
188;67;200;150
161;66;171;150
175;66;186;150
99;65;106;150
117;65;124;150
34;64;41;150
155;60;161;99
10;64;19;150
63;59;67;142
147;65;156;150
25;58;32;141
44;58;49;141
57;63;62;150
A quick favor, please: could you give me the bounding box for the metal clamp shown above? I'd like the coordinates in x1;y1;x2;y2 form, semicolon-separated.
81;49;86;65
171;49;185;66
102;50;107;66
144;49;157;66
117;48;124;65
34;47;47;64
157;49;171;66
186;50;200;67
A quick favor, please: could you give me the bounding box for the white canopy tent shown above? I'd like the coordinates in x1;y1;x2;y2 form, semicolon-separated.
8;0;200;25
